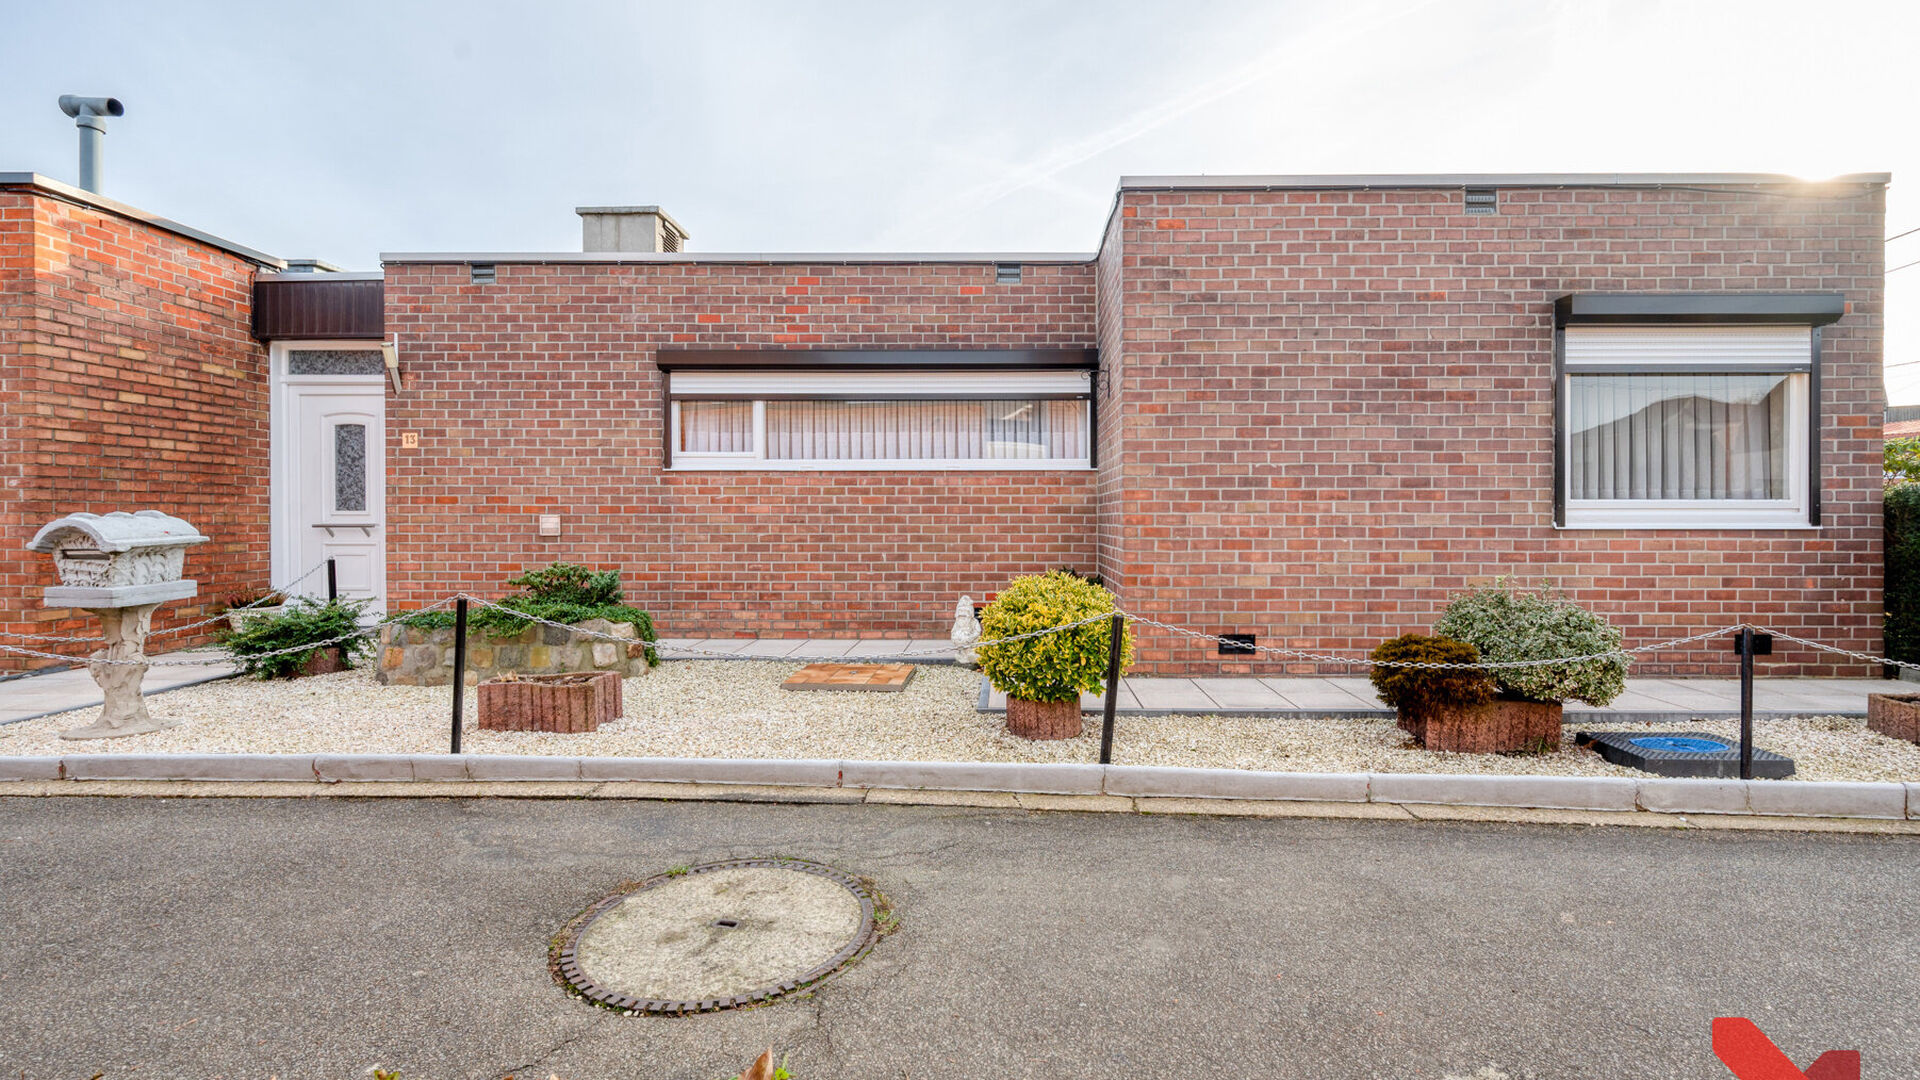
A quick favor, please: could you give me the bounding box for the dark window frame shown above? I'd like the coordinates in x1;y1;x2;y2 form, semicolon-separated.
1551;293;1844;529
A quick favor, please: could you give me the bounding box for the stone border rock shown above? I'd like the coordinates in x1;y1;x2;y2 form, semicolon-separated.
3;755;1917;820
552;858;878;1015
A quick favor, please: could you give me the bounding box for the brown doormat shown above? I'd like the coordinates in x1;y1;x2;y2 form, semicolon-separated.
780;663;916;692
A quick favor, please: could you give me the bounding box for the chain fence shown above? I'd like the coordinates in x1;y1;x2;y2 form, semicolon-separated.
1;585;1911;678
0;560;334;647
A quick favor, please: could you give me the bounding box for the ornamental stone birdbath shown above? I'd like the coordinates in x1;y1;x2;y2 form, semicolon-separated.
25;511;209;739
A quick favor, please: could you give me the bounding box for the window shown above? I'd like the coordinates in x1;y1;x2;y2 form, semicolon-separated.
667;368;1093;470
1559;325;1813;528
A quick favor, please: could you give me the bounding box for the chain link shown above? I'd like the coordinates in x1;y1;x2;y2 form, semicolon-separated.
1;587;1906;676
0;560;334;645
1122;614;1744;670
0;594;457;668
1747;625;1920;672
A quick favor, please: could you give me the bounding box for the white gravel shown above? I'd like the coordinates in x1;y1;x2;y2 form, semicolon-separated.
2;661;1917;782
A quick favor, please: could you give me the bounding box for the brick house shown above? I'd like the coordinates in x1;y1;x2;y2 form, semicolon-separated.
0;171;1889;675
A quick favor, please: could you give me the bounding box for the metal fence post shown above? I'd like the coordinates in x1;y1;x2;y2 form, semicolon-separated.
1099;612;1124;765
326;558;337;602
1737;626;1754;781
450;597;468;755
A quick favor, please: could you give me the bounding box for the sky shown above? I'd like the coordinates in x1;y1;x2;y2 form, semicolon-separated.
5;0;1918;397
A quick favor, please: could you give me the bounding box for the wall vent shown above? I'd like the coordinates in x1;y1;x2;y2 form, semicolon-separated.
1218;633;1256;656
1464;188;1498;215
995;263;1022;285
470;263;496;284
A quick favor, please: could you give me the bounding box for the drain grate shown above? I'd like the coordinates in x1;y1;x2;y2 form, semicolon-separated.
553;858;878;1015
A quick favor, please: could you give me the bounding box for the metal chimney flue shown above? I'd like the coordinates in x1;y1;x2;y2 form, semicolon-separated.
57;95;124;193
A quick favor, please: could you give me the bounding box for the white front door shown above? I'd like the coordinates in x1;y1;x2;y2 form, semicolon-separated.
273;346;386;611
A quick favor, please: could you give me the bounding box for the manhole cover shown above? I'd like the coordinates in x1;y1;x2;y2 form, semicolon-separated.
553;859;878;1014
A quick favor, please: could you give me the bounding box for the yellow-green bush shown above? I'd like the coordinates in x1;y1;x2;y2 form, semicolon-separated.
976;571;1131;704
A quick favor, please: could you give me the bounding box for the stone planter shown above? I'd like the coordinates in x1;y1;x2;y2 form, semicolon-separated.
1867;693;1920;744
375;618;651;686
1402;696;1562;754
1006;697;1084;740
478;671;622;733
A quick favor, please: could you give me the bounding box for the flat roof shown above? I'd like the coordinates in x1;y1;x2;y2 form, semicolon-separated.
0;172;284;268
379;251;1095;266
1118;171;1891;191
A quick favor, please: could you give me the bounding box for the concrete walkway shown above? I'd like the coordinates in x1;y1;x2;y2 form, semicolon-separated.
657;636;1897;720
0;649;238;725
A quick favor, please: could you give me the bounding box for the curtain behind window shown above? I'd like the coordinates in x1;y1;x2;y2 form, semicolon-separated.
1568;374;1788;500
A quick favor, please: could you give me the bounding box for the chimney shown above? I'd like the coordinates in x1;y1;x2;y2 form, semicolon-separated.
576;206;689;253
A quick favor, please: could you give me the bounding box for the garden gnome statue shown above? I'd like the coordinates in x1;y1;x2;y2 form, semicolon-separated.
949;595;981;667
25;511;208;739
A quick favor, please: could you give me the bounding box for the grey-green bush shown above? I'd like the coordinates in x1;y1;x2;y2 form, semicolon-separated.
1431;578;1627;706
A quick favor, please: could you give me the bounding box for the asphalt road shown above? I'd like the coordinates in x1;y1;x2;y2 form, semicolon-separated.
0;797;1914;1080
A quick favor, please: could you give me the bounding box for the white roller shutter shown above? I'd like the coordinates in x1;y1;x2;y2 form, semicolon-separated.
1564;325;1812;368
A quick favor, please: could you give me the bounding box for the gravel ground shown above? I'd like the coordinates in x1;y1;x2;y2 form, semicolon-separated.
3;661;1918;781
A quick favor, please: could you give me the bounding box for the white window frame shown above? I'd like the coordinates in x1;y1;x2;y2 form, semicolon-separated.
666;369;1094;471
1558;325;1815;530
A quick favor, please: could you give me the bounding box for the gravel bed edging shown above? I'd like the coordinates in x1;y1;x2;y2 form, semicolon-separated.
2;755;1917;820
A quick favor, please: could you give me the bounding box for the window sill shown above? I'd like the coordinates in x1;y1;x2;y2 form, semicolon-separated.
669;460;1094;472
1557;518;1818;531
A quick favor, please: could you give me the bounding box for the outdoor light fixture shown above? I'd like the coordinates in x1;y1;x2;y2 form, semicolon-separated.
380;337;402;392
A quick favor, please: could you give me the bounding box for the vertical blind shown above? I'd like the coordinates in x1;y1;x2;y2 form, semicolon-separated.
1567;374;1789;501
678;398;1088;462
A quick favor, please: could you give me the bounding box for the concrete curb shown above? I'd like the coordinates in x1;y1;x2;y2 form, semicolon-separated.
2;755;1916;820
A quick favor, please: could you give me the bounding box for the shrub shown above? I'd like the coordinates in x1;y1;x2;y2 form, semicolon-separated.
393;563;659;664
1431;578;1627;706
1887;437;1920;484
976;570;1130;704
1887;484;1920;665
504;562;623;608
1368;634;1495;713
220;597;371;679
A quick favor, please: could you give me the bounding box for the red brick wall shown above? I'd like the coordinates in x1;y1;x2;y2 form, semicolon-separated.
1104;183;1886;676
0;187;270;670
382;261;1099;636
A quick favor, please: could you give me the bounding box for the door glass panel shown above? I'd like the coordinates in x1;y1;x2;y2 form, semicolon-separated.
289;350;385;376
334;423;367;512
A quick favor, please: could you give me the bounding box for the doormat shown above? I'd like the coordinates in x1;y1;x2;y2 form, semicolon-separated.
780;663;915;692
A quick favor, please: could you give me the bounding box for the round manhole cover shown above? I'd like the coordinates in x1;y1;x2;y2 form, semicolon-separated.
553;859;878;1014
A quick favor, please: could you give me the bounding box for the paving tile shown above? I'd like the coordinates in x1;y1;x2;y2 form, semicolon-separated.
787;639;858;658
842;639;915;658
1190;678;1289;709
732;639;806;658
1126;678;1208;710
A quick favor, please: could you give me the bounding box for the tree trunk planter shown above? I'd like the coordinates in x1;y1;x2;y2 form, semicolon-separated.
1402;697;1563;754
1868;693;1920;744
1005;697;1085;740
478;671;623;733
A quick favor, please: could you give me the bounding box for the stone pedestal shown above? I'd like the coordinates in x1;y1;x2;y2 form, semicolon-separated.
60;603;180;740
